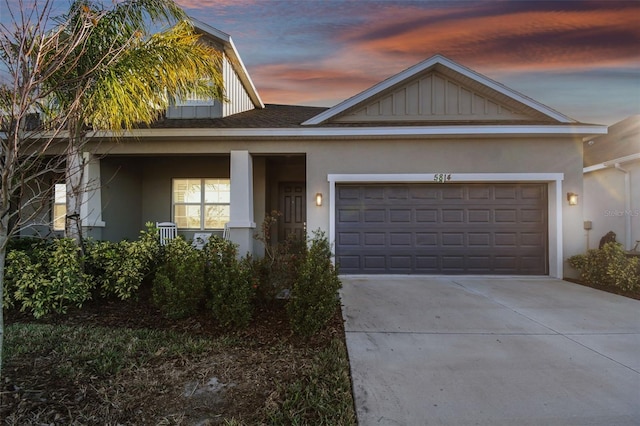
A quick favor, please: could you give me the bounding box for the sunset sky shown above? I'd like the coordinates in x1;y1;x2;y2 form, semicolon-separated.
3;1;639;125
176;0;640;125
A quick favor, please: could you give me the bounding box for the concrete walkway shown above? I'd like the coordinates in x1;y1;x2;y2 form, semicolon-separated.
340;276;640;426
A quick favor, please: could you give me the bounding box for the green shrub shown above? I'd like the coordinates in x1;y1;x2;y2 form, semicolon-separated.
287;230;341;338
86;223;160;300
569;242;639;291
152;237;206;319
204;236;254;328
252;212;307;304
6;236;44;253
604;244;640;291
5;238;93;318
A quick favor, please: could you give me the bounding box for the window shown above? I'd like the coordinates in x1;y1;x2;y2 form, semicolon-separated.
173;178;230;229
53;183;66;231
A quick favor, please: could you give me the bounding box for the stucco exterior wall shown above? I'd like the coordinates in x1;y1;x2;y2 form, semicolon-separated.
301;136;584;277
101;158;143;241
93;134;584;277
100;156;230;241
584;162;640;250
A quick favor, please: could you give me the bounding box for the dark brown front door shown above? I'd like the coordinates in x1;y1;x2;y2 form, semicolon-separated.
279;182;306;242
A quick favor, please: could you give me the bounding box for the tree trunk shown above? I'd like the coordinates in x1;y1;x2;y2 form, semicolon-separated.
0;216;8;374
66;141;85;253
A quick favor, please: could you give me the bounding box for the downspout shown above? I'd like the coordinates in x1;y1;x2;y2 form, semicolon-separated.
613;163;632;250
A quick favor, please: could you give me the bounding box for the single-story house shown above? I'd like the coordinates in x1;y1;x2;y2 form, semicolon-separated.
583;115;640;251
29;20;608;277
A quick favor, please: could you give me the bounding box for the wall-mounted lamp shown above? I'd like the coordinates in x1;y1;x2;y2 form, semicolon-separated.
315;192;323;206
567;192;578;206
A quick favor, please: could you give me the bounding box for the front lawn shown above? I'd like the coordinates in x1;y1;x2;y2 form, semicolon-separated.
2;296;356;425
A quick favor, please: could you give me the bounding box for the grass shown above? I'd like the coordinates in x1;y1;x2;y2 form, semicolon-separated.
5;323;213;378
2;312;356;425
265;339;355;425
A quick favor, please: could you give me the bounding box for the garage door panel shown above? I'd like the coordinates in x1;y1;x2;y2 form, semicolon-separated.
443;209;464;222
468;186;491;199
495;233;518;247
364;232;385;246
468;209;491;222
390;209;411;222
495;209;518;223
390;232;412;246
364;255;386;270
338;209;360;222
338;255;360;270
338;232;360;246
363;186;384;199
410;187;440;199
468;233;491;246
363;209;385;222
522;185;545;199
442;186;465;199
494;186;518;199
416;209;438;222
335;183;548;275
521;209;545;223
416;232;438;246
337;186;360;199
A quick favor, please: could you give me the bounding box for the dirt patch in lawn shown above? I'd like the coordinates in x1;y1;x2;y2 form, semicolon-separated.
2;286;353;425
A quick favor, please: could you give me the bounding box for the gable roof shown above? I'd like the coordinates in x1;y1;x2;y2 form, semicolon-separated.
303;54;575;126
191;19;264;109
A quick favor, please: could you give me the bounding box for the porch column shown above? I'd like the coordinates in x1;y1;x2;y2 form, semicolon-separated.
229;150;256;256
81;153;105;239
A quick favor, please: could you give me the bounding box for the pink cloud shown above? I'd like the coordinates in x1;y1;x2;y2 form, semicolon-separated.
176;0;256;9
251;63;379;105
344;7;640;73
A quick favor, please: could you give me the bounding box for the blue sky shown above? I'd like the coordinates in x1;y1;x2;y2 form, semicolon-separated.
3;0;639;125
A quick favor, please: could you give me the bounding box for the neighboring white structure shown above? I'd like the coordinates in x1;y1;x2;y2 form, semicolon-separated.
583;115;640;251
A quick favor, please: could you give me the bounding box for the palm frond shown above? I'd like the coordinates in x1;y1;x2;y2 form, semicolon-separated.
86;20;224;130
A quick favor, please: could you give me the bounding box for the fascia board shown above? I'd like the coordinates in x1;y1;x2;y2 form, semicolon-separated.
105;124;607;139
302;54;575;125
584;152;640;173
327;172;564;183
191;18;264;109
224;37;265;108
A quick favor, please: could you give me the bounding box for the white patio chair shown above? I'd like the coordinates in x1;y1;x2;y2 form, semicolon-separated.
223;223;230;240
156;222;177;246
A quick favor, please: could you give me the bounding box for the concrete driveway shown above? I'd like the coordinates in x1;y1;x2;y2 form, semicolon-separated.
340;276;640;426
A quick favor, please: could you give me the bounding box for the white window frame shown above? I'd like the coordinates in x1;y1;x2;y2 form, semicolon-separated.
172;178;230;230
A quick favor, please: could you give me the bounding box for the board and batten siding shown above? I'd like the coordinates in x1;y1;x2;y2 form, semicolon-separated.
222;56;255;117
335;71;528;122
166;55;255;119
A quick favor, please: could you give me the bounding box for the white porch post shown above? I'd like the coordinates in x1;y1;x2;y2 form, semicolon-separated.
229;150;256;256
81;153;105;239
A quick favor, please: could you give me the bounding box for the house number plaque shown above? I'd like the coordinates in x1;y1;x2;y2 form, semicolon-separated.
433;173;452;183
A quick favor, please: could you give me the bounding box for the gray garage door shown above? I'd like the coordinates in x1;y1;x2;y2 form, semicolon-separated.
335;183;548;274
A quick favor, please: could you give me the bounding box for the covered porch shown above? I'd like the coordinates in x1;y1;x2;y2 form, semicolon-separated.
83;151;306;256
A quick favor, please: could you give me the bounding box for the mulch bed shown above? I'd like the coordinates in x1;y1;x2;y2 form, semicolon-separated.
564;277;640;301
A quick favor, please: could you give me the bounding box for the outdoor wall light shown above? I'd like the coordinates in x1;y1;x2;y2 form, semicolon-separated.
567;192;579;206
315;192;323;206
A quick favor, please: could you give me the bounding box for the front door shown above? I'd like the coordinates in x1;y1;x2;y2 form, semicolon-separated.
279;182;306;242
